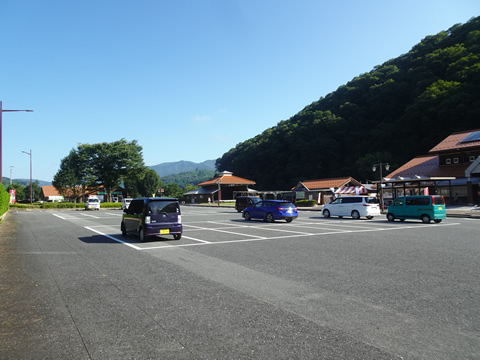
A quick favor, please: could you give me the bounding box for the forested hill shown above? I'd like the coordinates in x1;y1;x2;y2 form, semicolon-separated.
215;16;480;190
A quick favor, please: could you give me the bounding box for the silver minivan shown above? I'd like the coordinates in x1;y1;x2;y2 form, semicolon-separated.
322;196;380;219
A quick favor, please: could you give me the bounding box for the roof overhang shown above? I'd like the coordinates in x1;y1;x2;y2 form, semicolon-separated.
376;176;456;184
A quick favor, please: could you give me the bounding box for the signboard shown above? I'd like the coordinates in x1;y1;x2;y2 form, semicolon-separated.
296;191;305;200
9;189;16;204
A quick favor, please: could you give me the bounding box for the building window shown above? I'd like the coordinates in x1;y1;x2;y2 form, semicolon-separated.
453;157;459;164
470;155;476;162
446;158;452;165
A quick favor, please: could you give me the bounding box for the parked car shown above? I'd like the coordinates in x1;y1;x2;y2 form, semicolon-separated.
85;196;100;211
322;196;380;219
386;195;446;223
243;200;298;223
121;198;132;210
235;196;262;212
121;197;182;241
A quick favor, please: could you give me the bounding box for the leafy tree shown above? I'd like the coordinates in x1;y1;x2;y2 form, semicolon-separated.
78;139;145;201
164;183;183;199
184;184;198;192
139;168;163;197
24;180;41;202
52;149;86;203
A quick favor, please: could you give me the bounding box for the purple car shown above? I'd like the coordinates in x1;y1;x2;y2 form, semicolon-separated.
243;200;298;223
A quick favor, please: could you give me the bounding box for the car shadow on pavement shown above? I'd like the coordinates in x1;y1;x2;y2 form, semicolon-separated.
78;234;122;244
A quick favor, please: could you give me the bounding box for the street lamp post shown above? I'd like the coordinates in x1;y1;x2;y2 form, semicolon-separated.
372;162;390;211
22;150;32;204
0;101;34;182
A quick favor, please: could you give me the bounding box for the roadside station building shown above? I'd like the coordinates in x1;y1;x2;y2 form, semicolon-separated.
384;129;480;205
290;177;365;205
183;171;256;204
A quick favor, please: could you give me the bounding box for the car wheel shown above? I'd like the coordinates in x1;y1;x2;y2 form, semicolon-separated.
173;234;182;240
422;215;431;224
351;210;360;220
323;209;330;218
265;213;274;223
121;222;127;237
286;218;293;223
139;228;146;242
366;216;373;220
244;212;251;221
434;219;442;224
387;213;395;222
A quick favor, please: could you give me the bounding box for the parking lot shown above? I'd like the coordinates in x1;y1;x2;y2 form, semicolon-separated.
55;206;465;251
2;206;479;359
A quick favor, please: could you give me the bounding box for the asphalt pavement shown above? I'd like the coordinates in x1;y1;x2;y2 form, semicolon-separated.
1;207;479;359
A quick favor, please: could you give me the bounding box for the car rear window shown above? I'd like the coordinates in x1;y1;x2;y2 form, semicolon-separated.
432;196;445;205
278;202;295;208
148;200;179;214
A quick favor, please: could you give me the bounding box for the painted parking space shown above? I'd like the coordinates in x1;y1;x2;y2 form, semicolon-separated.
51;208;461;251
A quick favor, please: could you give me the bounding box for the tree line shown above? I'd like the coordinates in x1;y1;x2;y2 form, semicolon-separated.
215;16;480;190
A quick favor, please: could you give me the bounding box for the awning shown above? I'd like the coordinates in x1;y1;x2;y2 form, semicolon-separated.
335;186;367;194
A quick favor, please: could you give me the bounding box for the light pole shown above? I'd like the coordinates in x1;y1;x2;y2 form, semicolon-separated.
0;101;34;182
9;166;14;185
22;150;32;204
372;162;390;211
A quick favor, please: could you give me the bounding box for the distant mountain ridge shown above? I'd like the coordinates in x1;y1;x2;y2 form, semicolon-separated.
2;178;51;187
149;160;216;177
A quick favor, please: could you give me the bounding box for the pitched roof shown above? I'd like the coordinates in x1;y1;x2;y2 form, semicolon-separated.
429;129;480;153
386;155;468;179
41;185;61;197
197;171;256;186
293;177;362;191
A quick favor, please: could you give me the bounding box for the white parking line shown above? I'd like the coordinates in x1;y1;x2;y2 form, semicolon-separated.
82;217;461;251
85;226;142;250
80;213;100;219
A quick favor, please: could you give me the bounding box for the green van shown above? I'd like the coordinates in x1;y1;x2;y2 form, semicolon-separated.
386;195;446;223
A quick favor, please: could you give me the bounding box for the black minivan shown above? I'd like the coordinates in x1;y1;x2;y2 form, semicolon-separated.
121;198;182;241
235;196;261;213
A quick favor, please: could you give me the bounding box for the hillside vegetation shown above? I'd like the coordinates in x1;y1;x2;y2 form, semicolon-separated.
161;169;216;188
216;17;480;190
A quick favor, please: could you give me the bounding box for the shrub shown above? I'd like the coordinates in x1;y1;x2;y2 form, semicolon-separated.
294;199;318;207
0;184;10;218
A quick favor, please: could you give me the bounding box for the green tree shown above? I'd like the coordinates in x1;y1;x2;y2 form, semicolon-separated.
52;149;86;203
164;183;183;198
139;168;163;197
78;139;146;201
24;180;41;202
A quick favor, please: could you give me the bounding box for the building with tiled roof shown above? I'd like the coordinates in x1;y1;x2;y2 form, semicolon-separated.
291;177;363;205
184;171;256;204
41;185;64;202
385;129;480;205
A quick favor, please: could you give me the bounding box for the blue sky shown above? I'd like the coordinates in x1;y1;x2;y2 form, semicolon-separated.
1;0;479;182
